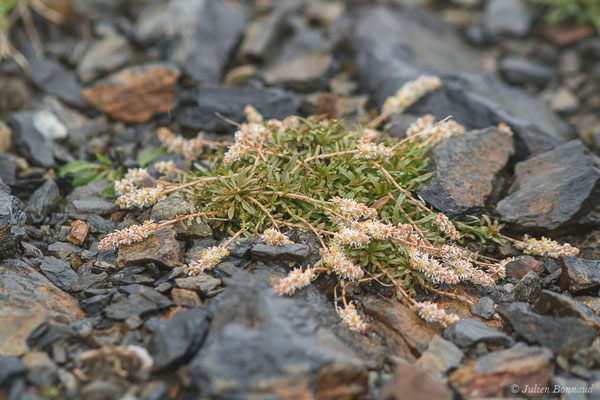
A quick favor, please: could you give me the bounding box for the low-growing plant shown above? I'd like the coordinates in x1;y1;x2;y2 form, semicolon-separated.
527;0;600;32
96;76;579;332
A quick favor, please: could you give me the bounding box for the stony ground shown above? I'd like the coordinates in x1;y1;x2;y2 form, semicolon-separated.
1;0;600;399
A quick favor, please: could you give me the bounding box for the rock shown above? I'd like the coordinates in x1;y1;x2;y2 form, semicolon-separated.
496;140;600;233
8;111;55;168
104;285;173;320
505;257;545;280
0;76;31;115
0;192;26;258
418;127;514;218
534;290;600;329
65;179;118;218
381;359;452;400
171;288;202;307
174;86;300;133
415;335;463;379
86;214;116;234
47;242;82;259
449;344;552;398
499;56;557;87
511;271;542;303
497;302;596;356
174;275;221;296
483;0;532;38
550;87;579;114
0;122;10;154
24;179;61;223
263;51;333;91
151;195;212;240
21;351;58;387
0;355;27;387
32;110;67;141
0;259;84;356
251;243;311;263
79;293;111;316
443;319;513;348
77;30;134;82
81;63;180;123
148;308;209;370
39;257;78;292
68;220;89;245
135;0;246;83
239;3;296;60
23;47;84;108
116;227;180;269
188;273;367;398
470;297;495;320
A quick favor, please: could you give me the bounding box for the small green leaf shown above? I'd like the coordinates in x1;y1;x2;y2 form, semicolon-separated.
137;148;168;167
99;183;116;198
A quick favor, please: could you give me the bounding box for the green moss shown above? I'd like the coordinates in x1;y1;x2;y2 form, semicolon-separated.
527;0;600;32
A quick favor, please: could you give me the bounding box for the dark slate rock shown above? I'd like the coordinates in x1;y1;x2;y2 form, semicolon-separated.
483;0;532;38
418;127;514;218
415;335;463;379
79;293;111;316
39;257;78;292
351;7;571;160
251;243;311;263
470;297;495;320
560;256;600;294
86;214;116;234
104;286;173;320
0;355;27;387
534;290;600;329
47;242;81;259
444;319;514;348
499;56;558;87
0;192;26;258
135;0;246;83
511;271;542;303
0;153;18;185
0;177;9;195
8;111;55;168
148;308;209;370
497;302;596;356
174;86;300;133
496;140;600;233
23;46;84;108
505;257;545;280
24;179;61;223
65;179;118;219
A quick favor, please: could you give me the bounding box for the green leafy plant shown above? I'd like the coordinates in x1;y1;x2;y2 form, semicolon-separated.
527;0;600;32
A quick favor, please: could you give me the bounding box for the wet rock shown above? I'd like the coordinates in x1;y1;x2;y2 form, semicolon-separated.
188;273;367;398
0;192;26;258
381;359;452;400
496;140;600;232
470;297;495;320
135;0;246;83
8;111;55;168
0;355;27;387
175;86;300;133
535;290;600;329
82;63;180;123
263;50;333;91
497;302;596;356
418;127;514;218
39;257;78;292
251;243;311;263
171;288;202;307
174;275;221;296
151;195;212;240
0;259;84;356
65;179;118;218
77;30;134;82
449;344;552;398
415;335;463;379
68;220;89;245
148;307;209;370
483;0;532;38
116;227;180;269
499;56;557;87
444;319;513;348
104;285;173;320
24;179;61;223
86;214;116;234
506;257;545;279
511;271;542;303
560;256;600;293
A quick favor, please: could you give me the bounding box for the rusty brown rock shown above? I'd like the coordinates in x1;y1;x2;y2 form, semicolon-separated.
116;227;180;269
382;359;452;400
81;64;179;123
449;345;552;398
0;260;84;356
506;257;545;279
419;127;514;218
68;219;89;245
171;288;202;308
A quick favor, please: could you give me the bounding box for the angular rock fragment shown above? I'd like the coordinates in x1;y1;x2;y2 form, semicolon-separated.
444;319;513;348
151;195;212;240
39;257;78;292
0;191;26;258
534;290;600;329
68;220;89;246
381;359;452;400
483;0;532;38
251;243;311;263
511;271;541;303
415;335;463;379
104;286;173;320
24;179;61;223
505;257;545;280
8;111;56;168
116;227;180;269
66;180;118;218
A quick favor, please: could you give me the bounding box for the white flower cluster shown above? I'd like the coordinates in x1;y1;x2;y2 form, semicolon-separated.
153;160;176;175
515;235;579;258
406;114;435;138
331;196;378;221
383;76;442;114
184;245;230;276
261;228;293;246
358;128;379;144
124;168;150;184
157;127;206;161
408;247;460;284
223;120;271;165
116;187;163;209
334;227;370;248
337;302;368;332
433;213;460;240
416;301;459;328
273;267;315;295
406;115;465;145
356;142;394;160
443;257;494;286
98;220;158;251
320;245;364;281
487;258;512;280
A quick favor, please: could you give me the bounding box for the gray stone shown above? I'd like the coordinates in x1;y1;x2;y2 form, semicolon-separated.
151;195;212;240
39;257;78;292
560;256;600;293
470;297;495;320
483;0;532;37
0;192;26;258
444;319;514;348
135;0;246;83
511;271;542;303
174;275;221;296
24;179;61;223
496;140;600;233
8;111;55;168
499;56;557;87
415;335;463;379
77;31;134;82
534;290;600;329
66;179;118;218
263;50;333;91
0;153;17;185
47;242;82;259
251;243;311;263
86;214;116;234
104;286;173;320
0;355;27;387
